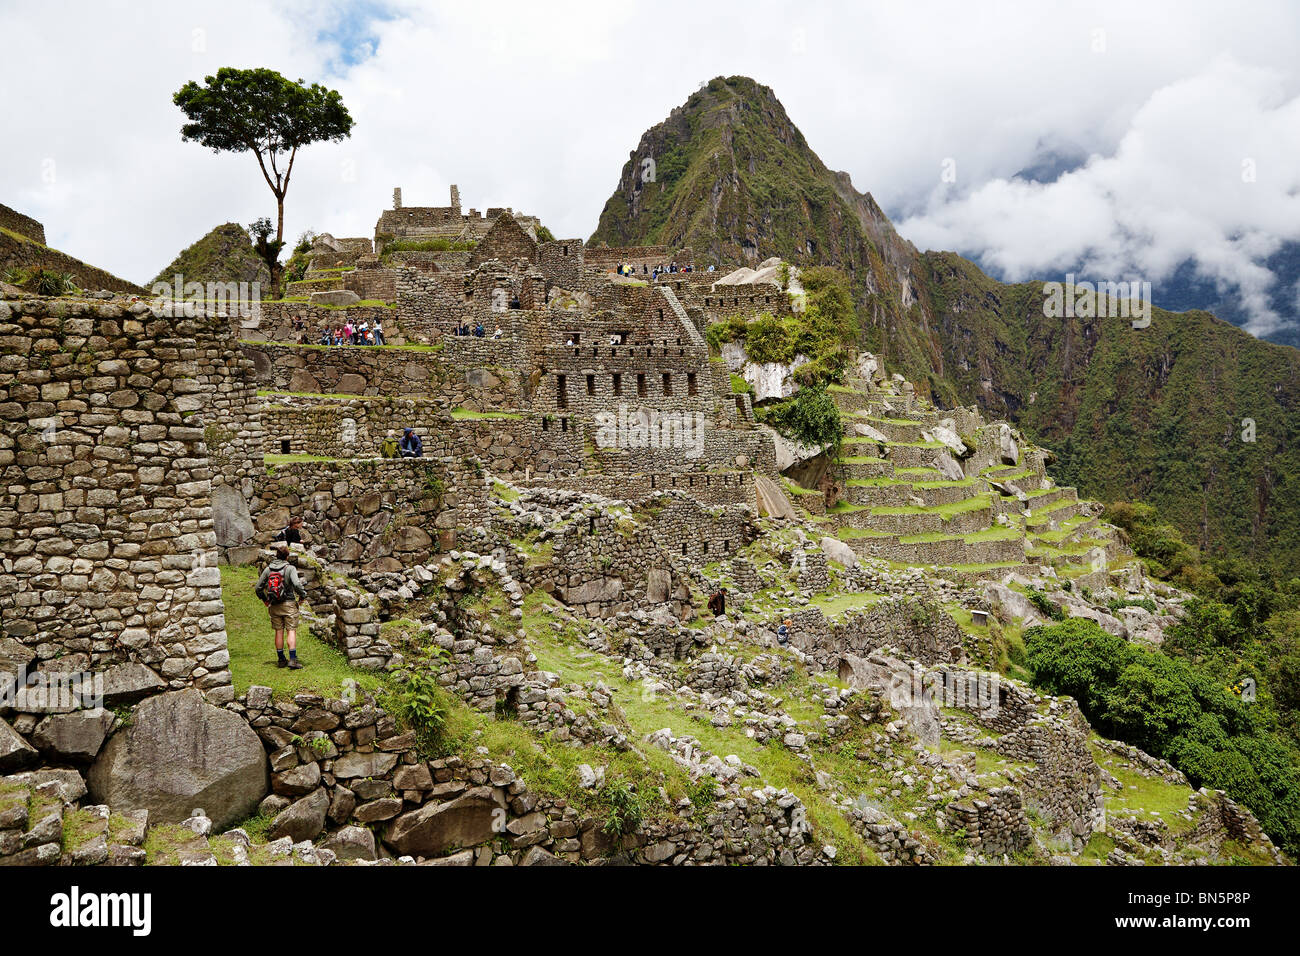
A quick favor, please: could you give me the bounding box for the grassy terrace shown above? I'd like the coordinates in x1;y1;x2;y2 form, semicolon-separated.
450;408;524;420
898;525;1021;545
869;494;992;518
263;453;343;466
846;475;978;489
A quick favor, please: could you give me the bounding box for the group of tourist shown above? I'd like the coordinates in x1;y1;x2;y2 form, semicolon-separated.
379;427;425;458
613;262;696;279
453;321;503;339
313;319;386;346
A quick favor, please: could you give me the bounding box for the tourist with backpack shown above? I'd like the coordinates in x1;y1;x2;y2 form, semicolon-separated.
255;545;309;669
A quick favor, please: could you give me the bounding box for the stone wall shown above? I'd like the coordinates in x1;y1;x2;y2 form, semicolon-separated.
0;297;231;701
791;598;969;673
0;231;143;294
249;458;488;570
0;203;46;244
233;685;821;865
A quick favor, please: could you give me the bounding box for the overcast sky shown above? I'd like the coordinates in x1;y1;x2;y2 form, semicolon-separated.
3;0;1298;336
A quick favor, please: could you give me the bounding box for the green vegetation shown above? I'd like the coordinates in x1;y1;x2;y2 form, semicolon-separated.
706;266;856;388
758;383;844;457
1025;618;1300;857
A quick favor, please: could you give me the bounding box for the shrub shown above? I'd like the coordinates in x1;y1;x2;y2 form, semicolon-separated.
763;384;844;457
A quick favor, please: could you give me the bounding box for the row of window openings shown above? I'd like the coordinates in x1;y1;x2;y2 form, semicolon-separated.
555;372;696;406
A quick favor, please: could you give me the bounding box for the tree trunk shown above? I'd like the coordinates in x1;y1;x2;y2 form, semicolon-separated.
272;194;286;299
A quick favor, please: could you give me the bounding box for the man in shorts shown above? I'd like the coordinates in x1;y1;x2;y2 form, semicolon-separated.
255;545;309;669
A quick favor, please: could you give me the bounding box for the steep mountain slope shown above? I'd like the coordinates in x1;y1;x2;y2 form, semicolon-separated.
591;76;1300;574
590;76;951;401
151;222;271;289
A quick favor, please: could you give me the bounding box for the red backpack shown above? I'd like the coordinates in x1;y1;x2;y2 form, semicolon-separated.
265;568;290;603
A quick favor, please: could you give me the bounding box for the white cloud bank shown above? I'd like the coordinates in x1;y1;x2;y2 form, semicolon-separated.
1;0;1297;335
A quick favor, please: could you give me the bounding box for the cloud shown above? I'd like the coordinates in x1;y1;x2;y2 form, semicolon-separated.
1;0;1298;339
898;58;1300;337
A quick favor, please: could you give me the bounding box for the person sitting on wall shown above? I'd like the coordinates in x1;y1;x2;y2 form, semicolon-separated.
255;545;309;670
491;326;503;339
777;618;791;647
399;427;424;458
380;429;400;458
271;515;305;545
707;588;727;617
474;323;485;337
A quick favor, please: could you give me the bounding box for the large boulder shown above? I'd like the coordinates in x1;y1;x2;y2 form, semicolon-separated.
384;786;504;857
309;289;360;307
98;662;167;707
927;419;968;458
838;652;940;748
211;483;255;549
320;824;377;861
819;536;858;569
985;583;1047;628
0;717;38;772
997;423;1019;465
755;475;796;521
31;708;115;763
267;787;329;843
87;689;268;829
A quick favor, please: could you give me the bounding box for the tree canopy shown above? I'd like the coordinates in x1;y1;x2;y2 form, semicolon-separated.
174;67;353;292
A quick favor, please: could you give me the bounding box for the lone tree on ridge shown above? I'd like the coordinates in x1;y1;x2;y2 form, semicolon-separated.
173;67;354;296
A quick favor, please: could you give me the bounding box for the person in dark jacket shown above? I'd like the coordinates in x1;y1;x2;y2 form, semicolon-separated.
255;545;309;669
399;427;424;458
271;516;304;545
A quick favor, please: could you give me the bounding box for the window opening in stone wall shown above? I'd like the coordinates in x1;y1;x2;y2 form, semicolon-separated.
612;373;622;396
637;373;647;397
586;374;595;395
556;374;567;409
662;372;672;395
687;372;697;395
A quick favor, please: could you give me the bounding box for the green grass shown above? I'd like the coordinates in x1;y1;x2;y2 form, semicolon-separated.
451;408;524;420
257;389;385;402
898;525;1021;545
869;494;992;518
263;453;342;466
806;591;884;618
221;564;383;701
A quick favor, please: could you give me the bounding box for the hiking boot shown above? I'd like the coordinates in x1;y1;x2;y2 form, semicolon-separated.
288;660;303;670
276;657;288;668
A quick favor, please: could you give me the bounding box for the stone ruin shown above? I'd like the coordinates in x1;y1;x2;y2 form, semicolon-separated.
0;185;1285;867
